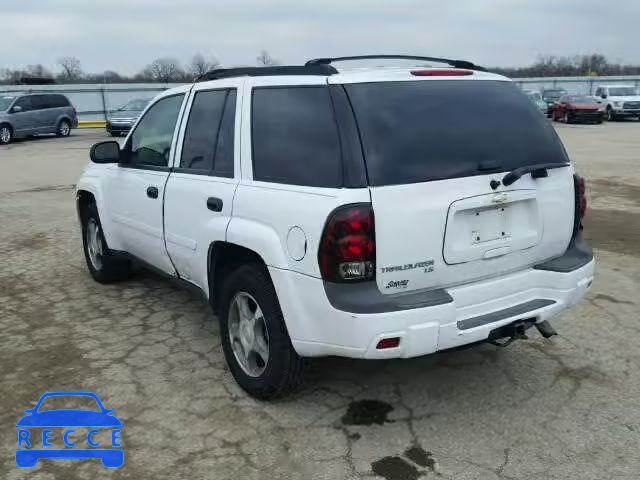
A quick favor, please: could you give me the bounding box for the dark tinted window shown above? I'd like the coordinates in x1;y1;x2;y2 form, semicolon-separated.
49;95;70;108
180;89;235;176
14;96;34;112
345;81;569;186
252;86;342;187
30;95;48;110
214;91;236;176
125;94;184;168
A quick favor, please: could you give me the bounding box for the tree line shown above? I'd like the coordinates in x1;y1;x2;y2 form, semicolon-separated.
492;54;640;78
2;52;639;85
0;50;279;85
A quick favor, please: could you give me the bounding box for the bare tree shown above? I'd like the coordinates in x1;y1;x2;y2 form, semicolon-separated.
57;56;83;81
188;54;220;78
141;58;185;83
256;50;279;66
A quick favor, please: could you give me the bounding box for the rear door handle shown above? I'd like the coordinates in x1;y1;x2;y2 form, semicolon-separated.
207;197;223;212
146;186;159;199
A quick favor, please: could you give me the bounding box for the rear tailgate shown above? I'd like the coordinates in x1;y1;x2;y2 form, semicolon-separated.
343;75;575;294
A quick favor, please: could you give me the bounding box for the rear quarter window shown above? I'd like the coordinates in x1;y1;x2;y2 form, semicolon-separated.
345;80;568;186
251;86;343;188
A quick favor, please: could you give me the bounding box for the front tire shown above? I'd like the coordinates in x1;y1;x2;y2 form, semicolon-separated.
219;264;305;400
81;202;131;283
0;124;13;144
606;107;616;122
57;119;71;137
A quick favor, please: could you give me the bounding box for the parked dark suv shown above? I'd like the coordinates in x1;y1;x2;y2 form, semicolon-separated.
0;93;77;145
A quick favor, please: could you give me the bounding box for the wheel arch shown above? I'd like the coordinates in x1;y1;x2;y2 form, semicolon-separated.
207;241;270;314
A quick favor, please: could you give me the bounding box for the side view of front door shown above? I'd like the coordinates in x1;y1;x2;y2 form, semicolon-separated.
106;92;188;274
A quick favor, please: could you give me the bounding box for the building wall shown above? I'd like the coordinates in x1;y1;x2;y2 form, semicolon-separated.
2;76;640;123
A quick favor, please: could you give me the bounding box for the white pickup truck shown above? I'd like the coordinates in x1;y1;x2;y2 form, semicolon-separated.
594;85;640;121
76;55;595;399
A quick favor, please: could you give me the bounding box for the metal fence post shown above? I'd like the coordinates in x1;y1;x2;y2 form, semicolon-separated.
100;86;107;121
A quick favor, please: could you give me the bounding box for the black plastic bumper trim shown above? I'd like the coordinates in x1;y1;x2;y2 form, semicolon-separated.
323;281;453;314
534;233;593;273
457;299;556;330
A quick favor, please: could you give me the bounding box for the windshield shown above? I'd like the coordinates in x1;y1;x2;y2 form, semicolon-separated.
542;90;565;100
120;99;150;111
345;80;568;186
526;92;542;101
0;96;16;111
568;96;596;104
608;87;637;96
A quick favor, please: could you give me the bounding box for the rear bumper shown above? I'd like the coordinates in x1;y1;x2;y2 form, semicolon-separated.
272;239;594;359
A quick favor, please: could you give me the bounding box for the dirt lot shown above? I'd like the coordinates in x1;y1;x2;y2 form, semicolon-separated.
1;124;639;480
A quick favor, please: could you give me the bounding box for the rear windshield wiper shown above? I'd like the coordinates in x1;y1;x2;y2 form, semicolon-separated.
502;163;569;186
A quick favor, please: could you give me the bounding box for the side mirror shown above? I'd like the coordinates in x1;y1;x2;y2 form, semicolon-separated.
601;94;607;99
11;106;23;113
90;141;120;164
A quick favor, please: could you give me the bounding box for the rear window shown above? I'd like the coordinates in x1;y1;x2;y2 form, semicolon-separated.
251;86;342;188
345;80;568;186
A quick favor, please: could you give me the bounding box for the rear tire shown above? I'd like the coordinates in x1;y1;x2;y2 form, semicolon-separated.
0;124;13;144
219;263;305;400
81;202;132;283
57;119;71;137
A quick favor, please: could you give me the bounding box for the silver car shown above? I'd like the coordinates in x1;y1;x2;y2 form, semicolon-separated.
106;98;150;137
0;93;78;144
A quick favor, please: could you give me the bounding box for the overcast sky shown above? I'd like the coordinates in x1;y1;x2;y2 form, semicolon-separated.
5;0;640;75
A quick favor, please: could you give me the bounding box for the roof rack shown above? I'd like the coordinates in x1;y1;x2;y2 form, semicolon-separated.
197;64;338;82
305;55;487;72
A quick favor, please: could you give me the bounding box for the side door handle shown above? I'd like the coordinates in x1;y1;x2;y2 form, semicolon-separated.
207;197;223;212
146;186;159;199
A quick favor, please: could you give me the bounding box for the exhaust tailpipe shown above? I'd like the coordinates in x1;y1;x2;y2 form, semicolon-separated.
535;321;558;339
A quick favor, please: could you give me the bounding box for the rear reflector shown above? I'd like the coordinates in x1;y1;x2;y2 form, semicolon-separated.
411;69;473;76
376;337;401;349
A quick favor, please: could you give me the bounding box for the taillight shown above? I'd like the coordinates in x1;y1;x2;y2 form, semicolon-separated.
318;204;375;282
573;174;587;232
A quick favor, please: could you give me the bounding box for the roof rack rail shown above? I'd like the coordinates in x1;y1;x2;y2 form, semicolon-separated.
197;64;338;82
305;55;487;72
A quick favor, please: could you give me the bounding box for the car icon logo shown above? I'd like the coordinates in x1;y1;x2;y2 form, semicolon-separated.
16;391;123;468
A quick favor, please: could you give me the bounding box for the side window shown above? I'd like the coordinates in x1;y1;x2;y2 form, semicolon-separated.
14;96;34;112
595;87;602;97
179;89;236;177
39;95;56;109
251;86;342;188
124;94;184;168
49;95;69;108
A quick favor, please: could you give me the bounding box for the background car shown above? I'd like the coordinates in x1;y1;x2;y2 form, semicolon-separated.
524;90;549;114
551;95;604;124
106;98;150;137
0;93;77;145
541;88;568;116
594;85;640;121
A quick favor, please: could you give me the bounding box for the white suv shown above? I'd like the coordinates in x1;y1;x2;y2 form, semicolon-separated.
76;55;595;399
594;84;640;121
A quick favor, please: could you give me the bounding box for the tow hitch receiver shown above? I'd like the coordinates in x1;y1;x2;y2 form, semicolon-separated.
488;318;536;347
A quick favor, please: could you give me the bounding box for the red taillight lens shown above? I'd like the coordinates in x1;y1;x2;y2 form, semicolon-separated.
319;204;375;282
578;176;587;218
573;174;587;233
376;337;401;349
410;69;473;76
